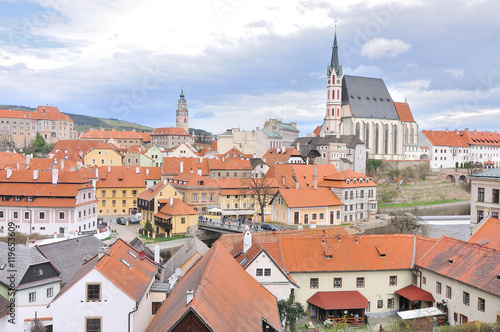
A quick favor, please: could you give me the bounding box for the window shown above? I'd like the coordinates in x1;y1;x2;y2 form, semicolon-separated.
319;213;324;219
34;268;44;276
356;277;365;288
112;200;116;206
86;317;101;332
152;302;162;315
101;190;106;197
24;211;30;219
422;276;426;284
387;298;394;309
477;210;484;223
493;189;500;203
412;273;418;285
446;286;452;299
193;194;198;202
366;301;370;312
112;190;116;197
47;287;53;298
122;200;126;206
132;190;137;196
13;211;18;219
86;283;101;301
334;278;342;288
264;268;271;276
478;297;485;312
478;187;485;202
436;281;441;294
310;278;319;288
181;217;185;224
377;300;383;309
312;213;317;220
210;194;215;201
202;194;206;201
122;190;127;197
389;276;397;286
29;292;36;303
336;210;340;219
0;211;3;218
59;212;65;219
463;292;470;306
256;268;263;276
39;212;45;220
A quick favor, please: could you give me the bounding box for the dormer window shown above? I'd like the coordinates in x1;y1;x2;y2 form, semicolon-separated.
14;196;21;202
353;178;357;184
366;178;370;183
346;179;350;184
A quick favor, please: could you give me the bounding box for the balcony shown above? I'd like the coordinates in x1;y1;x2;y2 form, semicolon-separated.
154;218;173;230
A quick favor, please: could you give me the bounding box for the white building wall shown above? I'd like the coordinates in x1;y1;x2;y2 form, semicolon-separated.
419;269;500;325
51;269;136;332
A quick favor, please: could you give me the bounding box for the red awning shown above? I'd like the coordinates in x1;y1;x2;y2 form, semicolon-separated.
395;285;435;302
307;291;368;310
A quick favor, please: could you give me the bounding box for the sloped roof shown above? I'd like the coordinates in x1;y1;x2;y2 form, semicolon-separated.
36;235;103;285
152;127;191;137
146;241;281;332
50;140;102;158
52;238;157;304
394;102;416;123
468;217;500;250
0;242;56;288
156;198;198;218
319;169;377;188
262;147;303;165
162;157;209;176
471;167;500;179
0;105;72;121
460;130;500;147
167;173;219;188
0;294;9;318
416;236;500;297
137;180;170;201
341;75;399;120
271;164;338;189
207;157;253;170
279;188;343;208
0;151;26;170
164;237;209;281
308;291;368;310
96;166;146;189
421;130;469;147
281;234;421;273
82;130;149;140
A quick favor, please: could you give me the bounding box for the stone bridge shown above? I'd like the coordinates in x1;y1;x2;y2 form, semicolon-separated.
435;170;470;185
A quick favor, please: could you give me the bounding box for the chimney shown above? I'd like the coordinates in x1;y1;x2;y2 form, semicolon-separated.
180;161;184;173
52;169;58;185
313;161;318;190
26;154;31;165
154;243;160;264
98;246;109;259
33;170;38;180
355;235;358;244
170;197;173;206
108;165;111;173
243;230;252;253
296;142;300;152
197;168;202;175
282;175;286;185
61;159;65;170
337;234;341;241
146;168;149;176
7;169;12;179
186;290;194;305
135;166;140;174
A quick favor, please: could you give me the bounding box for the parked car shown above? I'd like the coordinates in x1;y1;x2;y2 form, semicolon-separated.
128;217;140;224
116;217;126;225
260;223;277;231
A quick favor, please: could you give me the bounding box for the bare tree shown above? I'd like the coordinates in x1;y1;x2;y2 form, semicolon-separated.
30;312;46;332
0;133;15;151
243;174;277;223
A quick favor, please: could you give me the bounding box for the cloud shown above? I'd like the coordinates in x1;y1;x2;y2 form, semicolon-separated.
445;69;464;79
360;38;411;58
193;111;215;119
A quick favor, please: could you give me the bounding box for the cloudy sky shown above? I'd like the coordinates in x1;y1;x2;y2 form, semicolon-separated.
0;0;499;136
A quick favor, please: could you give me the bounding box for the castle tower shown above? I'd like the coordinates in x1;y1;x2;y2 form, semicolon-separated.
321;27;343;135
176;89;189;132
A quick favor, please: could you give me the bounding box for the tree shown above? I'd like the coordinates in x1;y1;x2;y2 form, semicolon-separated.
30;312;46;332
144;220;153;235
390;212;421;234
278;295;304;332
243;173;277;223
32;132;47;153
0;134;15;151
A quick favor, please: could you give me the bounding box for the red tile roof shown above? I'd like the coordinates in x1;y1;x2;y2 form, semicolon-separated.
271;164;338;189
50;140;102;158
217;147;253;159
308;291;368;310
394;102;416;123
162;157;209;176
279;188;343;208
152;127;191;136
52;239;157;304
146;241;281;332
460;130;500;146
207;157;253;170
155;198;198;218
0;151;26;170
82;130;150;140
416;236;500;296
319;169;377;188
0;106;73;121
468;217;500;250
395;285;435;302
96;166;146;189
262;147;303;165
166;173;219;188
421;130;469;147
137;180;170;201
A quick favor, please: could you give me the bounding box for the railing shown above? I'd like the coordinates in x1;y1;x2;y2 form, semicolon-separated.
325;317;365;326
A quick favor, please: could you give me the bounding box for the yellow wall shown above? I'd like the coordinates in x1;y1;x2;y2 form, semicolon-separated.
142;185;182;226
272;194;342;225
97;186;144;216
84;148;123;167
156;214;198;236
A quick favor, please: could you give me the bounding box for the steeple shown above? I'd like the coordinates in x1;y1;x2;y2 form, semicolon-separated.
328;23;342;77
176;89;189;132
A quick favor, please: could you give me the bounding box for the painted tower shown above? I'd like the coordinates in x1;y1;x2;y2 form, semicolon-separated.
176;89;189;132
321;28;343;135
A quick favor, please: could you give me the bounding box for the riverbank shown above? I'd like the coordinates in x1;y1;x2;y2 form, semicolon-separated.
378;200;471;215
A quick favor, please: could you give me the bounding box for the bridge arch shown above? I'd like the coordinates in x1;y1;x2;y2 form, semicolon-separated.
458;175;468;184
446;174;456;184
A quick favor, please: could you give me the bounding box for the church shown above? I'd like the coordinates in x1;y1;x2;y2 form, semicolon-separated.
319;31;421;161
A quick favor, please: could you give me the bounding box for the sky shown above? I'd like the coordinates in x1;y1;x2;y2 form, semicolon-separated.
0;0;499;136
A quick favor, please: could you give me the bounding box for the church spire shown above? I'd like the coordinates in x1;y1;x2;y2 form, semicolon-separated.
328;21;342;77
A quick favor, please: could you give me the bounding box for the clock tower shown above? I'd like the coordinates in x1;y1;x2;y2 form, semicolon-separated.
175;89;189;132
321;27;343;135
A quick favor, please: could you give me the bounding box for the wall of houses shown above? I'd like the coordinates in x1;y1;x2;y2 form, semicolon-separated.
291;270;413;317
470;176;500;224
419;269;500;325
84;148;123;167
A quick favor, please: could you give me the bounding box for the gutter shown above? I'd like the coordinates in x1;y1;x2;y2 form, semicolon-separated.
128;301;138;332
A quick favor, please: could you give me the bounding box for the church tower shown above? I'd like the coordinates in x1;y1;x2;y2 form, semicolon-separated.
322;27;342;135
175;89;189;132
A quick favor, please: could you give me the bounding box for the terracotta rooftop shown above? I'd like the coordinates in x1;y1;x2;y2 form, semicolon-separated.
96;166;147;189
0;151;26;170
207;157;253;170
0;105;73;121
162;157;209;176
155;198;198;218
152;127;191;136
262;147;303;165
166;173;219;188
421;130;470;147
82;130;150;140
50;140;102;158
217;147;253;159
146;241;281;332
271;164;338;189
460;130;500;146
279;188;343;208
416;236;500;297
394;102;416;123
319;169;377;188
468;217;500;250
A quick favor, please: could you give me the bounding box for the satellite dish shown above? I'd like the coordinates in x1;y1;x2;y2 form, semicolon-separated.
175;267;182;277
138;251;146;260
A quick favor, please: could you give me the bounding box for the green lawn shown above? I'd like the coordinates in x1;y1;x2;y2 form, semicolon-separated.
139;235;189;243
378;198;469;209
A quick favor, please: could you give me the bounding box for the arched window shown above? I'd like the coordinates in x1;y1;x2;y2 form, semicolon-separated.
328;90;330;100
384;124;389;154
375;124;380;155
337;108;339;117
365;123;370;146
337;90;340;100
355;122;360;137
410;127;415;145
393;124;398;155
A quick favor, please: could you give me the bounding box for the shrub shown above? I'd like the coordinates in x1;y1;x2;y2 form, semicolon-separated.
144;220;153;235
